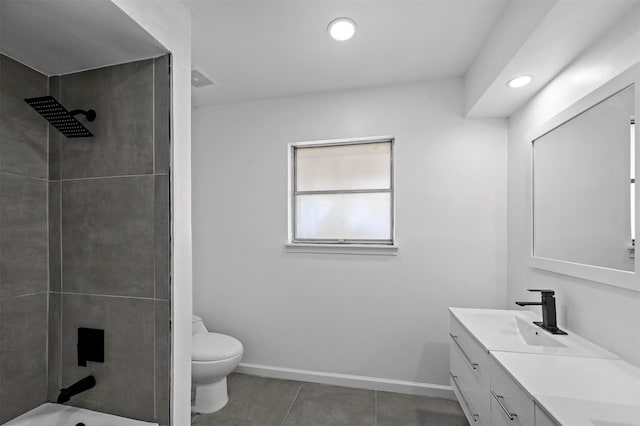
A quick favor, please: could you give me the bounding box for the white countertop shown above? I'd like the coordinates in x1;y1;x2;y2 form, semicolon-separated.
450;308;640;426
492;351;640;426
449;307;619;358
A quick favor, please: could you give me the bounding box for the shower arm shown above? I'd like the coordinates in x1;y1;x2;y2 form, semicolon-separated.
69;109;97;122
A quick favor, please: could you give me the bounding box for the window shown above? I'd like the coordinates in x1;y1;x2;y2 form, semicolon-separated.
289;137;394;248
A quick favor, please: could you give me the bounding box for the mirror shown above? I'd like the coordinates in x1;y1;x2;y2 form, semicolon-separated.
533;84;636;272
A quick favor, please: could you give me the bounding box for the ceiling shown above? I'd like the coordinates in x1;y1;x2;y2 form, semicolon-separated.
186;0;510;108
187;0;639;117
1;0;636;116
0;0;167;76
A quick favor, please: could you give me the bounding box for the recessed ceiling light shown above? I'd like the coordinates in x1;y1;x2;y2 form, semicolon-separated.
507;75;533;88
328;17;357;41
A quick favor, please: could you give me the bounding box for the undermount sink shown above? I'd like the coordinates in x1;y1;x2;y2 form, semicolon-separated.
515;316;565;348
449;308;618;358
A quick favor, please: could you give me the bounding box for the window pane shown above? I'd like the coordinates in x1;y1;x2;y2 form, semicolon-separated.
295;193;391;240
296;142;391;191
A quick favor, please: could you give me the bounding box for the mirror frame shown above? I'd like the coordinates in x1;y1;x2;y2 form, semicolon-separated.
529;64;640;292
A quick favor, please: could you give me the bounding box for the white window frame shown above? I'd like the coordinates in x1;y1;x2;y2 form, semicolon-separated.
286;136;398;255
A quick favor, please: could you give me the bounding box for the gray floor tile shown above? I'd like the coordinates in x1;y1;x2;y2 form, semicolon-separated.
282;382;375;426
376;391;469;426
192;374;301;426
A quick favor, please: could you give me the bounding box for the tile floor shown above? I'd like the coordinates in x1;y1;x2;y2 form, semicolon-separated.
191;373;469;426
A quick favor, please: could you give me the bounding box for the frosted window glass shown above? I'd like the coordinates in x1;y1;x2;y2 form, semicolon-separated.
296;142;391;191
295;193;391;240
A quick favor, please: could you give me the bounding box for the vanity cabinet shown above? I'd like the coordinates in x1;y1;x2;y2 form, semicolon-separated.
450;313;560;426
449;316;491;425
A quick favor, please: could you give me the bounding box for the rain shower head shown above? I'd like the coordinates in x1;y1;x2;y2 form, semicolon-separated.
24;96;96;138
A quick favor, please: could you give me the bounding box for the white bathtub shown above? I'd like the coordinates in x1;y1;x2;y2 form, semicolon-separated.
3;403;159;426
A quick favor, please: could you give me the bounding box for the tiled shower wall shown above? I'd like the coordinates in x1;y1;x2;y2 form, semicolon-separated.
47;57;171;424
0;54;49;424
0;54;171;424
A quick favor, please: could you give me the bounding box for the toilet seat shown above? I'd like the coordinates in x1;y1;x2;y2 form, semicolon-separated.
192;333;243;362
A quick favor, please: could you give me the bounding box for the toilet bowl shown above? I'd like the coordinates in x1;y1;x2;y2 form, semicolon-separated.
191;315;243;414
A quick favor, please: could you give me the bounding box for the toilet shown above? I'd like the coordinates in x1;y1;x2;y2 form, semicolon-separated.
191;315;243;414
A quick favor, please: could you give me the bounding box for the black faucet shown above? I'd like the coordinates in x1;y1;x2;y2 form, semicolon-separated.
57;375;96;404
515;289;567;335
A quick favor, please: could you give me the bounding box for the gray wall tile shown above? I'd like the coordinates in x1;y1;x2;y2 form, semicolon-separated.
47;292;62;402
0;293;47;423
59;59;154;179
49;181;61;292
0;173;48;299
155;300;170;425
0;54;48;179
154;55;171;174
60;293;155;421
62;176;155;297
155;174;170;300
48;76;62;181
0;55;170;424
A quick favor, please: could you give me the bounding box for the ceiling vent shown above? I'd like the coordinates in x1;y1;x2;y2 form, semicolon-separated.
191;69;215;88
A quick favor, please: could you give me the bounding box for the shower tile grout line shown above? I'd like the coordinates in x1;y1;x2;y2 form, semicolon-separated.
50;290;167;302
375;390;378;426
0;171;48;182
280;382;303;426
152;55;157;416
58;153;64;397
59;172;168;182
45;82;50;398
152;54;156;176
152;58;157;418
0;291;48;302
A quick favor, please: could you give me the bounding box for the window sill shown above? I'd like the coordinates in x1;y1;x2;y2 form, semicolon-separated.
285;243;398;256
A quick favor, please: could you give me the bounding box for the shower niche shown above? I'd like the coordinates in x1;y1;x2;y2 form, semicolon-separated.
0;2;172;425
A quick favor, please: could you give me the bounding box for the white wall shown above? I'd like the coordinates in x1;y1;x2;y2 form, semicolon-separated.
192;79;507;390
508;6;640;366
109;1;192;424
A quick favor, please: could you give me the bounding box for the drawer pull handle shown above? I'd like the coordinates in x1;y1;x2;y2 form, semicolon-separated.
449;333;478;370
492;390;518;421
449;373;479;422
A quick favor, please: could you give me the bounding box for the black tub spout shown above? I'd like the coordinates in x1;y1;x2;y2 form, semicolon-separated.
57;375;96;404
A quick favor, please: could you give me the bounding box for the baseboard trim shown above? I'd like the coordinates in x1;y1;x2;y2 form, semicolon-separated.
235;363;455;400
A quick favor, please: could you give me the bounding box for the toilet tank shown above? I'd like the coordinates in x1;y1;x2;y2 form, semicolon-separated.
192;315;208;335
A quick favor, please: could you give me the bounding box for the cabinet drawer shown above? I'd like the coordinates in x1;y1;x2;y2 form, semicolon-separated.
450;344;489;425
449;315;491;425
490;360;535;426
450;315;491;390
